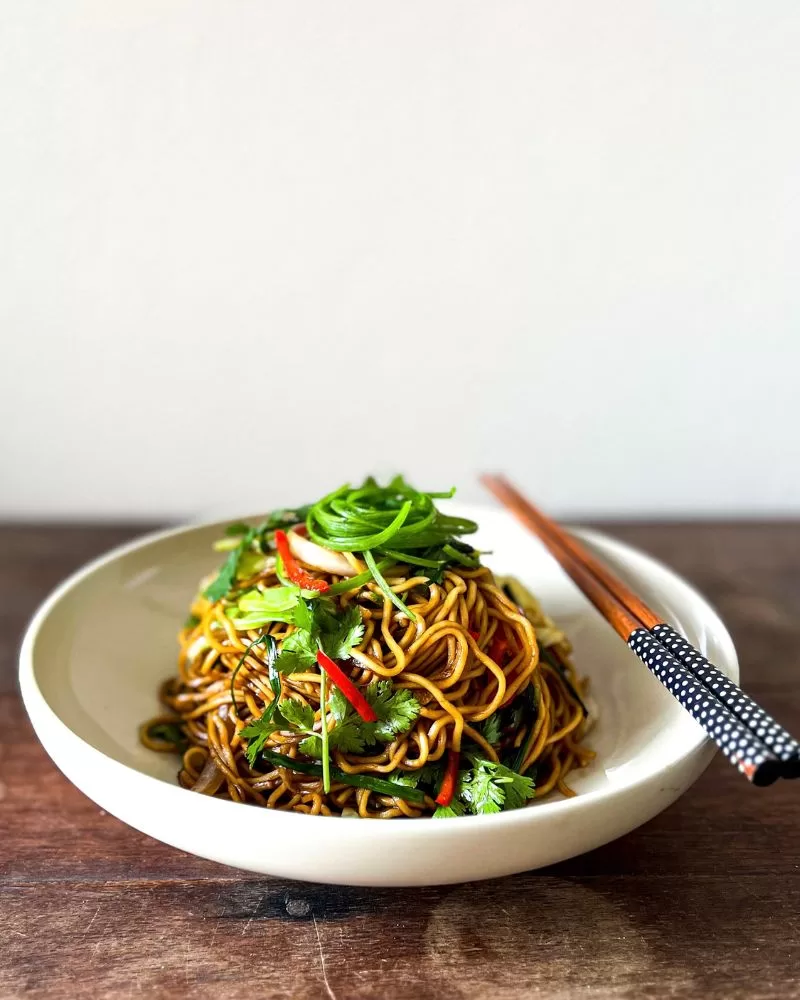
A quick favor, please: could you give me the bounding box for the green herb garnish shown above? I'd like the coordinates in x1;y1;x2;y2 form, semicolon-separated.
432;800;467;818
144;721;188;752
479;712;503;747
239;711;282;765
258;749;427;804
306;476;478;619
204;527;258;602
203;507;310;602
456;754;536;814
298;682;421;758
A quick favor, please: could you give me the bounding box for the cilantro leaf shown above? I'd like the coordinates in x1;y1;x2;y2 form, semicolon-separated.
239;714;281;766
329;686;349;723
361;681;421;743
319;681;420;749
292;597;316;634
269;598;364;674
318;604;365;661
273;629;318;674
300;720;366;757
458;764;505;814
278;698;315;732
299;687;366;756
241;696;318;765
456;754;536;814
204;528;256;602
389;763;441;788
433;800;467;818
479;712;502;746
298;681;421;761
493;762;536;810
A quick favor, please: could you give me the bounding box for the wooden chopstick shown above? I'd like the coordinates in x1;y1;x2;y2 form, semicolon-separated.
482;474;800;772
481;474;795;786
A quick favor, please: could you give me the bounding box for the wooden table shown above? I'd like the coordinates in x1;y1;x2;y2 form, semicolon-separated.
2;523;798;1000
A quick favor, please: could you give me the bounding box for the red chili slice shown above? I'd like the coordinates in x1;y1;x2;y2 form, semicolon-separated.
489;634;509;665
274;529;330;593
315;650;377;723
435;750;460;807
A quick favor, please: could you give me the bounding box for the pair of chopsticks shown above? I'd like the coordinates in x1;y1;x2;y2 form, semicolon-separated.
481;474;800;787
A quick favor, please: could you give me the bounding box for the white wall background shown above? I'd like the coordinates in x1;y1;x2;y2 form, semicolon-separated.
1;2;798;519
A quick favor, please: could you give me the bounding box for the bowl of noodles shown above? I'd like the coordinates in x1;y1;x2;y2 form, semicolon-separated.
19;477;738;886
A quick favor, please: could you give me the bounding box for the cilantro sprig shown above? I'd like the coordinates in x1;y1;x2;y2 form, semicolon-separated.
457;756;535;814
392;750;536;817
298;682;421;758
240;681;421;766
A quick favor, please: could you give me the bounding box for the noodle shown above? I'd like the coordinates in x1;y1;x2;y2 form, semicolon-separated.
141;482;594;818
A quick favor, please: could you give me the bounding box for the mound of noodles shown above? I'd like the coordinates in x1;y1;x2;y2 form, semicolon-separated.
143;549;593;818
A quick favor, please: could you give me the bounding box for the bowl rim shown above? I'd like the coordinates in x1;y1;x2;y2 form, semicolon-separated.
19;511;737;840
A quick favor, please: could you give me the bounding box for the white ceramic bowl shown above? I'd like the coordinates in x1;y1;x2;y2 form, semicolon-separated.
19;505;737;887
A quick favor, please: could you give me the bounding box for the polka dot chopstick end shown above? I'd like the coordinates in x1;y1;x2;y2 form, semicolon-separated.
628;629;782;787
650;623;800;775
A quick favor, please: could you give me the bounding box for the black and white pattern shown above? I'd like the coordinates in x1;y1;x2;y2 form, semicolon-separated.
627;628;780;785
650;622;800;764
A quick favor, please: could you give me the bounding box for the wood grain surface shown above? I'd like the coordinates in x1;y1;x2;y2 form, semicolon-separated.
2;523;798;1000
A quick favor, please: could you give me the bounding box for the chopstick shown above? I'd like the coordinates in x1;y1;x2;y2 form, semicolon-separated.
482;474;799;786
484;475;800;772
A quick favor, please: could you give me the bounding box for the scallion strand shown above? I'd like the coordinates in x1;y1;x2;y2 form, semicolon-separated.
319;656;331;793
364;549;415;620
258;750;426;804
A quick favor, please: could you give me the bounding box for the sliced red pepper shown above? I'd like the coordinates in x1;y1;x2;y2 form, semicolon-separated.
469;629;480;642
435;750;460;807
274;529;330;593
315;650;377;723
489;633;509;665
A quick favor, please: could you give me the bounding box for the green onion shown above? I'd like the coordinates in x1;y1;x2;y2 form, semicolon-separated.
364;549;415;620
441;543;481;568
306;478;478;620
230;635;278;719
306;478;477;555
259;749;427;804
326;560;393;595
379;548;445;569
319;662;331;793
309;498;413;552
